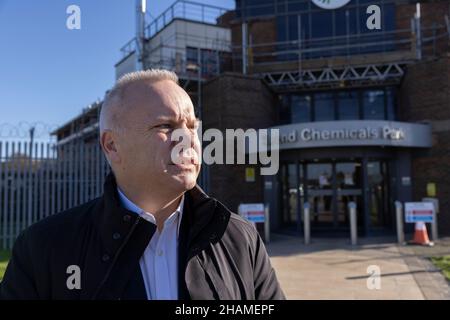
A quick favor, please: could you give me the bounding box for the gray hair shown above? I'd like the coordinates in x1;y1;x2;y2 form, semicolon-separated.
99;69;179;134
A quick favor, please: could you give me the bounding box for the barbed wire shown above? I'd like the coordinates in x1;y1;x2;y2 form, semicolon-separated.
0;122;60;139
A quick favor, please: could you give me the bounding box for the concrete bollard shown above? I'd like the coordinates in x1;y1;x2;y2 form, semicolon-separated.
395;201;405;245
303;202;310;245
348;202;357;246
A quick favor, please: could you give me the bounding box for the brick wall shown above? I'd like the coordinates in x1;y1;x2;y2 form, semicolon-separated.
201;73;276;212
400;55;450;235
400;56;450;120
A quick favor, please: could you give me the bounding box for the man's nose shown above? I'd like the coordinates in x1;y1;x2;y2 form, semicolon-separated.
170;126;196;148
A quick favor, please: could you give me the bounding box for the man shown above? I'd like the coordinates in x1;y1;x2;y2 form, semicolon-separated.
0;69;285;300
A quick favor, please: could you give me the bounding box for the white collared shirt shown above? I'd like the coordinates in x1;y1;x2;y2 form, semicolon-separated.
117;188;184;300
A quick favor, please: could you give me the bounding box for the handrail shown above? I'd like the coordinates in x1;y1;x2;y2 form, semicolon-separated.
119;0;231;57
144;0;230;39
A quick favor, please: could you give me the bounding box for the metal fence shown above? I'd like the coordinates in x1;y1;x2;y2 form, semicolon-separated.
0;140;109;250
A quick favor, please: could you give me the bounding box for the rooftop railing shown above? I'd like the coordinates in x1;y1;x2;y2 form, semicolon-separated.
120;0;231;57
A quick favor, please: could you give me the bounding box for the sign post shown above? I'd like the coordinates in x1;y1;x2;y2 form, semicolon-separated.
238;203;268;242
422;198;439;241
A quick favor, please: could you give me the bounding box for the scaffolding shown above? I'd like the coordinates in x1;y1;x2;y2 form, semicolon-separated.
246;22;450;91
233;1;450;91
114;0;234;124
117;0;233;83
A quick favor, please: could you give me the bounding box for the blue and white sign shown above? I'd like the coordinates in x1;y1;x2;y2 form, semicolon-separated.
238;203;265;223
405;202;435;223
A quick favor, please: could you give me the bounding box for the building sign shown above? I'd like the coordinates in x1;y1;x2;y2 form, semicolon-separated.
245;167;255;182
264;181;272;189
405;202;435;223
238;203;265;223
273;120;432;150
312;0;351;10
402;177;411;186
297;126;405;142
427;183;437;197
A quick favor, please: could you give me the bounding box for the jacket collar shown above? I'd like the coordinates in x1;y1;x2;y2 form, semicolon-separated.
95;173;150;255
96;172;231;257
116;186;185;236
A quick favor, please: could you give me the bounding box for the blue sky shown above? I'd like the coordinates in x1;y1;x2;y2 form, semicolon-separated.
0;0;234;140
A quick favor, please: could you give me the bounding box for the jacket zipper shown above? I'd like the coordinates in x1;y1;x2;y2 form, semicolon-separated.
91;215;142;299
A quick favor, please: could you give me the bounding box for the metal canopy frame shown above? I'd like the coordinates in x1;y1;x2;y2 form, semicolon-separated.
261;62;407;91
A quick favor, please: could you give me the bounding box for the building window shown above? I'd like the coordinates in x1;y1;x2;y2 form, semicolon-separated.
237;0;275;18
201;49;219;75
279;87;397;125
311;10;333;38
363;90;385;120
186;47;220;77
276;16;288;61
291;94;312;123
279;95;291;125
186;47;198;63
310;11;333;59
337;91;360;120
314;93;335;122
386;87;396;120
269;1;397;61
334;7;358;56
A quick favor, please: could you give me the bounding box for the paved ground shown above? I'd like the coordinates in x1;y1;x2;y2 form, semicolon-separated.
266;234;450;300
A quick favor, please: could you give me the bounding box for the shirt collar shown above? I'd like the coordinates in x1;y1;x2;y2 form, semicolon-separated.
117;187;184;235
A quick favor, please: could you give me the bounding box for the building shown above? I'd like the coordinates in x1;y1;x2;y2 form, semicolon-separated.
53;0;450;238
203;0;450;237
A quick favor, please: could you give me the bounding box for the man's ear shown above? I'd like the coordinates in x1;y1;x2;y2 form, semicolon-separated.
100;130;121;164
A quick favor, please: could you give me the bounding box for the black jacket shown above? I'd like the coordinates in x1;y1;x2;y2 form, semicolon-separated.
0;173;285;300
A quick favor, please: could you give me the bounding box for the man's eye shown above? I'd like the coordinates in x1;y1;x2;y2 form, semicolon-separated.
157;124;173;130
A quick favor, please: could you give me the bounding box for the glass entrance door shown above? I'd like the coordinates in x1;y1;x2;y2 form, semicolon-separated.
367;161;391;230
335;162;363;228
306;163;334;228
306;162;362;230
280;163;300;231
279;159;391;234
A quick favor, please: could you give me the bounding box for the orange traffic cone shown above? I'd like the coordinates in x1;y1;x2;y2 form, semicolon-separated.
411;222;434;246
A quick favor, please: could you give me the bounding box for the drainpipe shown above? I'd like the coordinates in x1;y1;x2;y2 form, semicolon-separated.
242;22;248;75
415;2;422;60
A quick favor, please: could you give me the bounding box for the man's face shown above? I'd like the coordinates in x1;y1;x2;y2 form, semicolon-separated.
113;80;201;194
